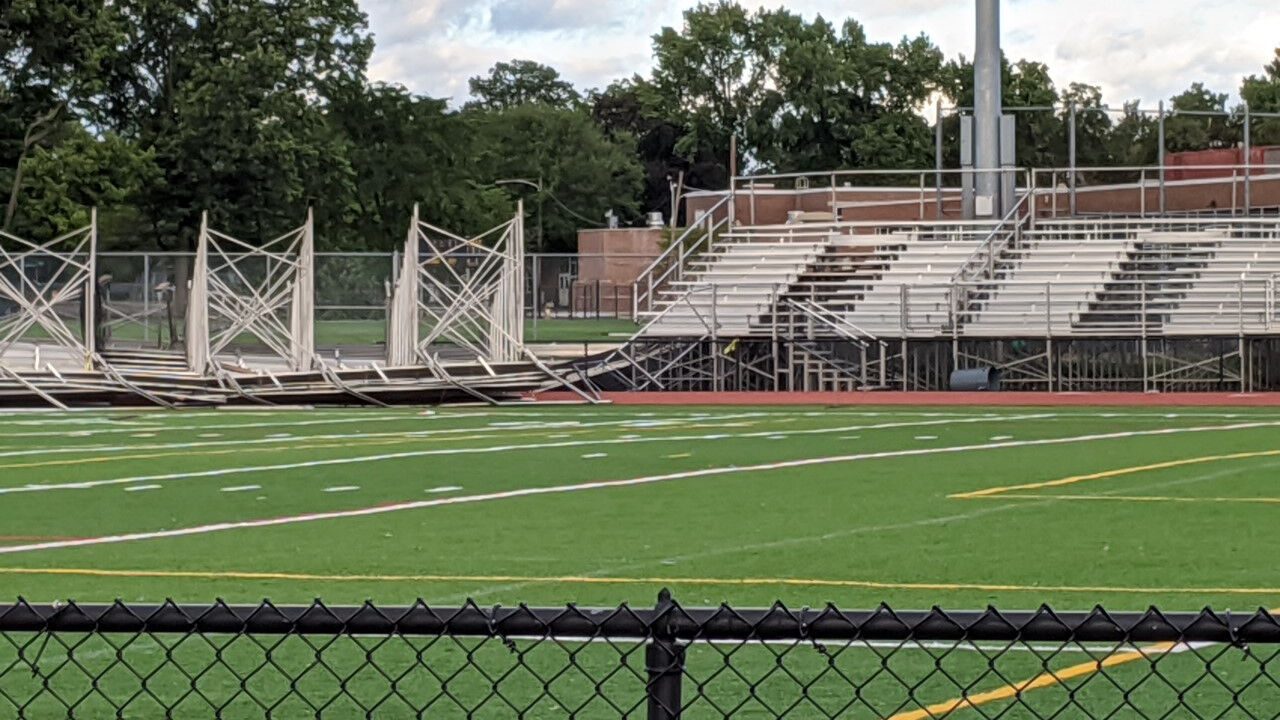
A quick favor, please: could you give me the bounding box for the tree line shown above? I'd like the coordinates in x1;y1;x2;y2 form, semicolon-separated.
3;1;1279;252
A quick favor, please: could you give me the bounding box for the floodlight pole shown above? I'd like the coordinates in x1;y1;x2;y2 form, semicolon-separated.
934;100;944;219
973;0;1002;216
1068;102;1077;217
1244;101;1252;215
1157;100;1166;215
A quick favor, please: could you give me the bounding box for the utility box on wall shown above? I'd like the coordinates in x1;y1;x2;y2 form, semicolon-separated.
960;113;1018;218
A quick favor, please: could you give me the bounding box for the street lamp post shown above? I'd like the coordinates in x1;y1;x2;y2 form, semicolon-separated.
494;176;544;253
495;176;545;339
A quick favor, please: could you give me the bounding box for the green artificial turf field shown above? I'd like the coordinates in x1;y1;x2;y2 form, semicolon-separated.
2;404;1279;718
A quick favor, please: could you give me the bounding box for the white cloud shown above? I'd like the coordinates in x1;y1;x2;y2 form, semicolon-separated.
362;0;1278;108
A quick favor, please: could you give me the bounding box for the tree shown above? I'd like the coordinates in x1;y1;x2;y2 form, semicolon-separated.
1241;49;1280;145
467;60;581;111
1005;61;1064;168
1108;100;1158;167
1164;82;1234;152
940;55;1066;171
1;0;128;232
325;83;510;250
646;1;767;184
472;104;644;252
591;79;721;223
645;2;944;185
750;13;942;174
9;127;158;242
1061;83;1112;168
93;0;373;249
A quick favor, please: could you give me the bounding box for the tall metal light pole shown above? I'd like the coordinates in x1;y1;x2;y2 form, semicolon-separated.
973;0;1002;216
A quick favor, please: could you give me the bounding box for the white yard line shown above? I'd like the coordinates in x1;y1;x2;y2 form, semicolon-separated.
0;412;783;457
0;417;163;428
0;415;1058;494
2;420;1275;555
0;415;420;439
0;413;784;460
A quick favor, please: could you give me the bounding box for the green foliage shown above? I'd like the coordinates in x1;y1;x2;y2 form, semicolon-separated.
751;17;941;174
1062;83;1112;171
324;84;510;250
471;104;644;252
939;56;1069;171
466;60;581;111
646;1;761;178
592;80;711;221
1164;82;1235;152
0;0;125;165
11;127;158;243
644;3;943;178
1241;49;1280;145
96;0;373;248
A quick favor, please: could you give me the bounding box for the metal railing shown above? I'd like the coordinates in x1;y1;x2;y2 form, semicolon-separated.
4;596;1280;719
632;196;732;317
951;191;1035;284
726;167;1026;226
708;163;1280;226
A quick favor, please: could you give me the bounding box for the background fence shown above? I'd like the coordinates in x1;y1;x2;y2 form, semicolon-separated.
3;594;1279;719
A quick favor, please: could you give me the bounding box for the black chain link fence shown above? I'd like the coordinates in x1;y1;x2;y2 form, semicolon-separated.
3;592;1280;719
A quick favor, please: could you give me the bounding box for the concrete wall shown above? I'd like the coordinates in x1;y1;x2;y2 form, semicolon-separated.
1038;175;1280;217
685;188;965;228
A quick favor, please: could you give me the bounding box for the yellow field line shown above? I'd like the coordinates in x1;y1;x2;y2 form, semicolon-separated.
974;493;1280;504
950;449;1280;499
2;567;1279;596
886;642;1176;720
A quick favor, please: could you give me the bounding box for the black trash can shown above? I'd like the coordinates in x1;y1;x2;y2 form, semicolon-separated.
950;367;1003;391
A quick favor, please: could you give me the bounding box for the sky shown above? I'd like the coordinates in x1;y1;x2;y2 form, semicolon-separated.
362;0;1278;110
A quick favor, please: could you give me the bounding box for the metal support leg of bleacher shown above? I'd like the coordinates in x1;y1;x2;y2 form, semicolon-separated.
186;210;316;375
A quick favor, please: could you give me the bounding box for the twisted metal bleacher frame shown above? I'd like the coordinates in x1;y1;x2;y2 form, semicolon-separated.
0;204;586;408
3;595;1280;719
387;203;525;367
186;210;316;374
0;213;97;371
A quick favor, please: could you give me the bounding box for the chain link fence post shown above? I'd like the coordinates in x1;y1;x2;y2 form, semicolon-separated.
646;590;685;720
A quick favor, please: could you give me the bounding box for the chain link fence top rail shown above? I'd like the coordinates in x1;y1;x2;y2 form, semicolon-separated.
4;593;1280;719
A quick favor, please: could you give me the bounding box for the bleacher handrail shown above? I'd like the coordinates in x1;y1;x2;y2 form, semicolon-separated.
632;196;731;317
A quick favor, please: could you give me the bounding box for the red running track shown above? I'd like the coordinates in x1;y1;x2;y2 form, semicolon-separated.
533;391;1280;407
